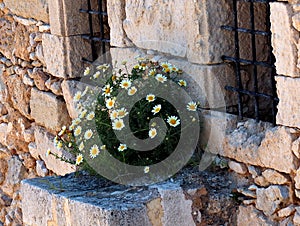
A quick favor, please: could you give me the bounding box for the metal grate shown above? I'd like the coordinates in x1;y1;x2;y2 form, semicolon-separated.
80;0;110;63
222;0;278;125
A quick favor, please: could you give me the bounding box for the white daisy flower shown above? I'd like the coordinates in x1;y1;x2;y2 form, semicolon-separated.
76;154;83;165
118;144;127;152
112;119;125;130
56;141;63;149
120;79;132;89
155;74;167;83
93;71;101;79
90;144;100;158
86;112;95;121
79;109;88;119
151;104;161;115
167;116;180;127
74;91;82;102
178;80;187;87
149;69;156;76
79;142;84;151
144;166;150;174
128;86;137;96
110;110;119;120
84;67;90;76
106;98;115;109
117;108;128;118
146;94;156;102
187;102;197;111
74;126;82;136
102;84;113;97
149;128;157;139
84;129;93;140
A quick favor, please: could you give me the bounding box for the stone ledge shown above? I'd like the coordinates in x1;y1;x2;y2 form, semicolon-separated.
21;168;239;226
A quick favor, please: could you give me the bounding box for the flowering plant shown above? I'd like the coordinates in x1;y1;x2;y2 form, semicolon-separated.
51;58;200;179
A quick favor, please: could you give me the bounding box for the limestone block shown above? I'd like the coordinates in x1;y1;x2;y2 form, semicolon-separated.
0;18;15;59
111;0;234;64
3;0;49;23
61;80;87;119
34;126;76;176
292;13;300;31
223;123;298;174
277;205;295;218
295;168;300;189
228;161;247;175
270;3;300;77
237;205;276;226
256;185;289;216
276;76;300;128
48;0;101;36
261;169;289;185
5;74;31;119
42;33;91;78
30;88;71;132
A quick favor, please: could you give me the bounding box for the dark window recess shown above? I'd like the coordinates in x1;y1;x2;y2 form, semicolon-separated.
80;0;110;64
222;0;279;125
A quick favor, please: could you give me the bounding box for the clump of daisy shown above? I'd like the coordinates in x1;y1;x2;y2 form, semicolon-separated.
187;102;197;111
146;94;156;102
90;144;100;158
151;104;161;115
149;128;157;139
167;116;180;127
74;126;82;136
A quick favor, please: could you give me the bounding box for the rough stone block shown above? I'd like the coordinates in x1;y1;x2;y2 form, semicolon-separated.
3;0;49;23
30;88;71;132
48;0;100;36
237;205;276;226
222;122;299;174
34;126;76;176
0;18;15;60
270;3;300;77
276;76;300;128
42;33;91;78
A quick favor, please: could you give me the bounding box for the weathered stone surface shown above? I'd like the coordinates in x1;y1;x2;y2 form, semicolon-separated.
3;0;49;23
5;74;31;119
35;160;48;177
30;88;71;132
270;3;300;77
277;205;295;218
256;185;290;216
294;168;300;190
34;126;75;176
0;18;14;59
223;123;299;174
42;34;91;78
117;0;234;64
14;23;31;61
29;68;49;91
276;76;300;128
48;0;100;36
292;13;300;31
237;205;275;226
262;169;289;185
294;208;300;225
292;137;300;159
228;160;248;175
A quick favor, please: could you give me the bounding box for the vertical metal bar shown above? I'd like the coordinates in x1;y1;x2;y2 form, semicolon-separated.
250;1;260;121
266;0;277;125
233;0;243;119
97;0;106;60
87;0;97;61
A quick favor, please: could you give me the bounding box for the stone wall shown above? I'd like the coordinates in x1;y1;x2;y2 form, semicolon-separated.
0;0;96;225
0;0;300;225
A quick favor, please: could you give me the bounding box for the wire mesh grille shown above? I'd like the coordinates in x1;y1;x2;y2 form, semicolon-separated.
222;0;278;124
